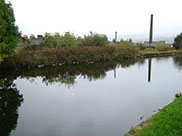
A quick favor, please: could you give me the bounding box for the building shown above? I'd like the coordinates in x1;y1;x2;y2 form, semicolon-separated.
144;41;166;47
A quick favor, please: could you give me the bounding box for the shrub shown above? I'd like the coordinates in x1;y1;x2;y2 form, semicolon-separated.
0;54;8;62
136;43;146;50
0;46;139;69
57;32;78;47
143;48;156;54
39;32;78;48
78;32;108;47
117;40;133;47
40;35;57;48
155;42;175;51
155;42;165;51
21;40;39;51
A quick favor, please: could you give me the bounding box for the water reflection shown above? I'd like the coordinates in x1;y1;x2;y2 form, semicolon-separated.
1;56;182;88
114;68;116;79
0;78;24;136
173;56;182;70
148;59;152;82
0;59;145;88
0;56;182;136
147;56;182;82
3;56;182;88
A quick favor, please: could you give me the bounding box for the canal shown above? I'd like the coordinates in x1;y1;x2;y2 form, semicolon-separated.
1;56;182;136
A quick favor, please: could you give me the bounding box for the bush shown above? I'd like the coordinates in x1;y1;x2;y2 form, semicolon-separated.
78;32;108;47
155;42;175;51
57;32;78;47
142;48;156;54
173;33;182;50
40;32;78;48
41;35;57;48
0;46;139;69
136;43;146;50
117;40;133;47
155;42;165;51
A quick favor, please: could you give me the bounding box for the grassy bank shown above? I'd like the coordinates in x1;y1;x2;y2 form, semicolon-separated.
140;49;182;55
0;46;139;69
125;97;182;136
141;50;182;58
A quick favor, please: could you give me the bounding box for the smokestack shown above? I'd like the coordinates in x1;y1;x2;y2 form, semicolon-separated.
149;14;153;45
115;31;117;45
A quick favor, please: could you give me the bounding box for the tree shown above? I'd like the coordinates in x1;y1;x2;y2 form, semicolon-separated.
57;32;78;47
79;32;108;47
40;32;78;48
173;33;182;50
0;0;20;60
136;43;146;50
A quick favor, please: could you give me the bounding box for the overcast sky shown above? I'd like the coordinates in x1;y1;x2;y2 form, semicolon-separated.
7;0;182;41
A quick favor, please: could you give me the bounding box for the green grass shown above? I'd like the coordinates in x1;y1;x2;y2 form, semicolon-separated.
125;97;182;136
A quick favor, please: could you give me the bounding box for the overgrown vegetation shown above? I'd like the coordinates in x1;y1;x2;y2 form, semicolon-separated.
24;32;78;50
1;37;180;69
173;33;182;50
42;32;78;48
155;42;175;51
117;40;176;55
23;32;108;50
125;97;182;136
78;32;108;47
0;0;20;61
136;43;146;50
0;46;139;69
118;40;133;47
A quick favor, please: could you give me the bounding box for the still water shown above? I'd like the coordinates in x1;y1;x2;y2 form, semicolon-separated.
1;56;182;136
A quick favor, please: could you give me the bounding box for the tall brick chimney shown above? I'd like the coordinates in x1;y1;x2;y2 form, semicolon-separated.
149;14;153;45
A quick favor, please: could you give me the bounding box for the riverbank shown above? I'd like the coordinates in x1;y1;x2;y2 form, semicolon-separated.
0;46;182;69
124;96;182;136
141;50;182;58
0;46;139;69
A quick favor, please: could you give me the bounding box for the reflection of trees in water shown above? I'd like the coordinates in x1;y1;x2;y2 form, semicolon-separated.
42;73;76;86
136;59;145;66
173;56;182;70
0;78;23;136
0;59;144;87
26;59;143;86
85;72;106;81
155;56;171;62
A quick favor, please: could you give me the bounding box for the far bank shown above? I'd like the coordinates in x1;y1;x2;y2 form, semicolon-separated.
1;46;182;69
